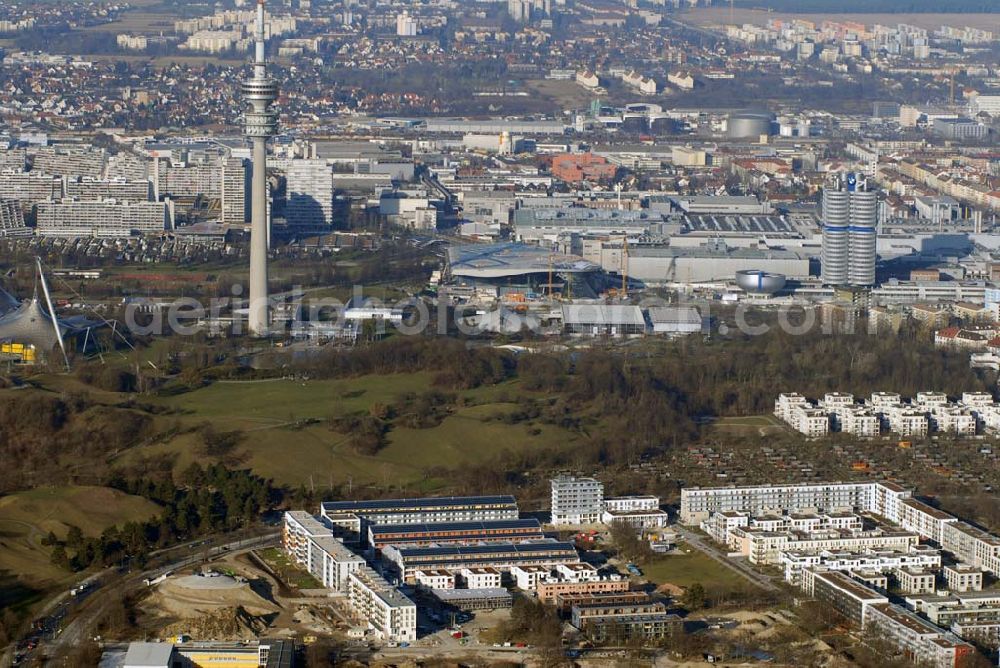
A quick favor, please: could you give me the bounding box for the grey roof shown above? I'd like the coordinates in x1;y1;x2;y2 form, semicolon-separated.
322;495;517;513
0;298;66;350
561;304;645;326
123;642;173;668
432;587;512;601
647;306;701;325
448;243;599;278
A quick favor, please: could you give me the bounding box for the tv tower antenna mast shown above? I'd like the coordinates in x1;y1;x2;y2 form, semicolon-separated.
242;0;279;336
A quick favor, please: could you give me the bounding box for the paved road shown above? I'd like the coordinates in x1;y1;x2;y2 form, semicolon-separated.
673;525;782;593
4;531;278;668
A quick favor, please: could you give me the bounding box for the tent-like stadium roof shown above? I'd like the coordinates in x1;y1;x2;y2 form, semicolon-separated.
0;296;99;351
448;242;600;279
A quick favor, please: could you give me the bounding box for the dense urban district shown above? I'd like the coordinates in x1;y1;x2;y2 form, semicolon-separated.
2;0;1000;666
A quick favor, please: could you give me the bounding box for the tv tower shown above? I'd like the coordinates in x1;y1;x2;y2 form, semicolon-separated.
242;0;278;336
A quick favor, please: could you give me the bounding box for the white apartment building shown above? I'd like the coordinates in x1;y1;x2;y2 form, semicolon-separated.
838;407;881;438
551;476;604;525
941;521;1000;573
960;392;994;407
781;547;941;585
283;511;365;591
774;392;810;422
821;392;855;409
510;565;550;591
413;569;455;590
286;159;335;229
731;528;920;565
458;567;502;589
869;392;902;410
884;407;929;437
552;562;601;583
680;481;878;525
793;408;830;437
897;498;958;544
895;567;936;594
704;511;864;549
601;495;667;529
36;199;173;237
916;391;949;408
930;408;976;435
348;566;417;643
220;158;248;224
943;564;984;592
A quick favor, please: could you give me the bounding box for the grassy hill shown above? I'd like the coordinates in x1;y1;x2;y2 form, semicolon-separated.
0;486;162;611
114;373;585;491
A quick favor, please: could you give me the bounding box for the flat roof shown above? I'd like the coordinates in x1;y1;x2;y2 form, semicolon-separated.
871;603;945;636
393;541;577;559
123;642;173;667
647;306;701;325
561;304;645;326
813;570;889;602
447;242;600;278
369;519;541;535
322;495;517;513
432;587;512;601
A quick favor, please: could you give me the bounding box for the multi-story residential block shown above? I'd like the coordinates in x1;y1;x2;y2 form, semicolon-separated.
895;567;936;594
64;177;151;202
943;564;984;592
897;498;958;543
320;496;519;539
458;567;502;589
940;521;1000;573
551;476;604;525
221;158;249;224
536;573;630;604
413;569;455;590
601;496;667;529
802;569;889;626
865;603;975;668
382;540;579;582
680;481;879;524
366;519;544;551
731;527;920;565
510;565;550;591
348;566;417;643
0;199;29;236
283;511;365;591
36;199;173;237
780;547;941;585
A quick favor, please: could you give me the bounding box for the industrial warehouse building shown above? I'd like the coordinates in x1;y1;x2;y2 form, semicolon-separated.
561;304;646;337
622;244;810;284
